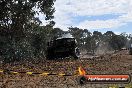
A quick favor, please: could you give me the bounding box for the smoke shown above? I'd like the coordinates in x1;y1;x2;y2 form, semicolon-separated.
95;42;114;55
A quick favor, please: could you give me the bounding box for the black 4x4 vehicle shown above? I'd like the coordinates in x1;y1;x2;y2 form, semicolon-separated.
46;35;80;60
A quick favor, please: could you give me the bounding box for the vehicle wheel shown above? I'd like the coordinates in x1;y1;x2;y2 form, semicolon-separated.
46;52;54;60
73;47;80;59
46;54;52;60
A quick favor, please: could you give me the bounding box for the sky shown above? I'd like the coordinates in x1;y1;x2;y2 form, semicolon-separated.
40;0;132;34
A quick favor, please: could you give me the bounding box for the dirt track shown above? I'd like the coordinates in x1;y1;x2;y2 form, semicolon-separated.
0;50;132;88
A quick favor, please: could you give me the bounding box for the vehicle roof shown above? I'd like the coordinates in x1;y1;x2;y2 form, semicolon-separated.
56;33;74;40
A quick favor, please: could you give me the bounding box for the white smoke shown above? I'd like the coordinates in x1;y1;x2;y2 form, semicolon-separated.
95;42;114;55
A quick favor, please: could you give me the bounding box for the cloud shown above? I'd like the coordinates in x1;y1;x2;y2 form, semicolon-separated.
77;19;123;29
119;12;132;23
53;0;132;30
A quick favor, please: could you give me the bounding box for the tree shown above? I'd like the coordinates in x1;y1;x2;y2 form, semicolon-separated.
103;31;115;42
51;28;64;40
0;0;56;37
82;29;92;52
0;0;56;61
92;31;102;46
110;34;127;50
68;27;85;49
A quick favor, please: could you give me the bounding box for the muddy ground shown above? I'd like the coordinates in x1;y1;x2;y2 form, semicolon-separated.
0;50;132;88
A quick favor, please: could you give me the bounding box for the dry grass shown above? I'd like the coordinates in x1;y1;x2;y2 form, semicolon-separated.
0;50;132;88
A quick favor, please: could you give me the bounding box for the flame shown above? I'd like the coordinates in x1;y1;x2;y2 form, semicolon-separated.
78;66;86;76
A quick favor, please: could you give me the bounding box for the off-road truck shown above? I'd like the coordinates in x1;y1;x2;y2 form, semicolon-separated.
46;34;80;60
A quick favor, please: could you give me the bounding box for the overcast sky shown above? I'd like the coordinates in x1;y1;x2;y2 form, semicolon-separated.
40;0;132;34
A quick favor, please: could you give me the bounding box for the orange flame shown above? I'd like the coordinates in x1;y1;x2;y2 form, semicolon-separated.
78;66;86;76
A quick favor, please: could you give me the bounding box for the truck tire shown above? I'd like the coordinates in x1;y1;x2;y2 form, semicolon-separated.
73;47;80;59
46;50;54;60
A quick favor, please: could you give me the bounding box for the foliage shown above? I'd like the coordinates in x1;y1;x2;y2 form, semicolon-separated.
0;0;56;62
109;35;127;50
0;0;131;62
68;28;129;54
